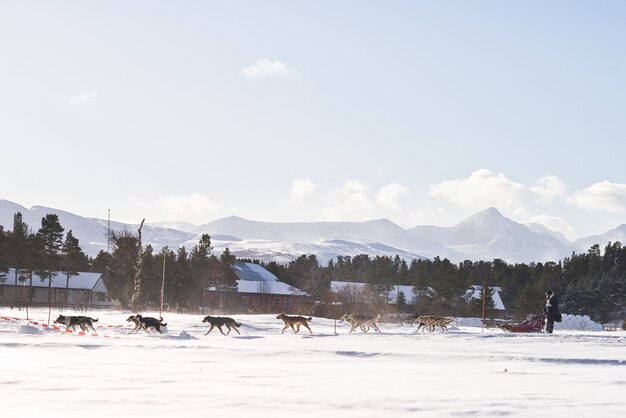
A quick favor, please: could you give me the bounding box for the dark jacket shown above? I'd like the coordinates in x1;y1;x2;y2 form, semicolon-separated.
544;295;560;321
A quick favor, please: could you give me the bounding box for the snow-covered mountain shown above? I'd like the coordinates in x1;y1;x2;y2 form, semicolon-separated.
0;200;196;256
576;224;626;252
410;208;577;263
0;199;622;264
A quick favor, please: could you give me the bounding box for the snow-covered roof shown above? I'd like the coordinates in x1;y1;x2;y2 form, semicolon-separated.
234;280;306;296
465;285;505;310
207;280;306;296
233;262;279;282
0;269;106;292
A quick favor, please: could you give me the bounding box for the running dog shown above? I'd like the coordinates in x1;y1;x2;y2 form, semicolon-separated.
414;315;454;332
126;314;145;333
202;315;241;336
54;315;98;333
276;312;312;334
432;316;454;332
340;313;381;333
414;315;439;332
128;314;167;334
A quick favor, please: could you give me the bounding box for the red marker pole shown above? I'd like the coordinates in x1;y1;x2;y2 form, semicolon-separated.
481;285;486;333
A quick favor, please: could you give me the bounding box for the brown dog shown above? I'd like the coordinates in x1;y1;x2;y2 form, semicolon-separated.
202;315;241;336
276;312;312;334
340;313;381;333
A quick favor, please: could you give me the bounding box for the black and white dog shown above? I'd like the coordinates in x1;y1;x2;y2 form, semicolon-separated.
54;315;98;333
127;314;167;334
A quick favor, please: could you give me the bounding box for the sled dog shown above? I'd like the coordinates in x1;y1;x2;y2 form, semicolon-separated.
414;315;439;332
340;313;381;333
432;316;454;332
128;314;167;334
276;313;312;334
202;315;242;335
54;315;98;333
414;315;454;332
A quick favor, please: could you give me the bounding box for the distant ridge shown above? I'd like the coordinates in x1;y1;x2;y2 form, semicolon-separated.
0;199;620;264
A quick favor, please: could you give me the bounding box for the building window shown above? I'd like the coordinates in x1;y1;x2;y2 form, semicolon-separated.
252;296;259;305
273;297;281;307
31;288;36;298
284;298;292;307
242;295;249;305
0;286;4;296
264;297;270;305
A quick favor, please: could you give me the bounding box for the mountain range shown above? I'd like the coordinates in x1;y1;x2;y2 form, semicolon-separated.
1;199;625;265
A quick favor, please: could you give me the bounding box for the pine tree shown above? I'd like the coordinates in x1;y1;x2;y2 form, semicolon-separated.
61;230;90;307
34;214;64;320
0;226;8;281
190;234;213;313
130;219;145;310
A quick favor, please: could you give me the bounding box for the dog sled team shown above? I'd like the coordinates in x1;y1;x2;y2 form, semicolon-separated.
52;311;455;337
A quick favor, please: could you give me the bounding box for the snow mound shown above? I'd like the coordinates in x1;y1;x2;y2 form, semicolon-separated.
177;330;194;339
18;324;42;334
162;330;195;340
555;314;603;331
456;315;603;331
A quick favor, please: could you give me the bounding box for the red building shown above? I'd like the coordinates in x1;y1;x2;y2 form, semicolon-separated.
204;262;310;314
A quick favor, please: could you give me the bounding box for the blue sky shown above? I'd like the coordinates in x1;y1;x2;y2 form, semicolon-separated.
1;1;625;239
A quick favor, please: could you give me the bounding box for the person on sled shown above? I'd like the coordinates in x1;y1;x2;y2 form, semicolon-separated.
543;290;560;333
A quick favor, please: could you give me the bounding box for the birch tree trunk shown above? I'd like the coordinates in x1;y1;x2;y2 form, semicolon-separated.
130;219;145;311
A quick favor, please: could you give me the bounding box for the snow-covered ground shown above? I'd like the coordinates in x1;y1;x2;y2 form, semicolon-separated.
1;308;625;417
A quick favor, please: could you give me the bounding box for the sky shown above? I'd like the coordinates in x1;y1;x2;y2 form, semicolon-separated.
1;1;626;240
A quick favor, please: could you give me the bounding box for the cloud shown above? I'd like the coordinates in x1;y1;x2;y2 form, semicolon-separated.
130;193;218;223
430;169;567;211
530;176;568;202
430;169;527;211
322;180;374;221
567;181;626;212
291;178;319;200
69;90;100;106
242;58;300;80
376;183;410;209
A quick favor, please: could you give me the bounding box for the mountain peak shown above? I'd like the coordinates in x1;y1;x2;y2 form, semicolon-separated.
463;207;511;226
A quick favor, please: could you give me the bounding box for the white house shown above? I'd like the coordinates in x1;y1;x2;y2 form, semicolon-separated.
0;268;112;308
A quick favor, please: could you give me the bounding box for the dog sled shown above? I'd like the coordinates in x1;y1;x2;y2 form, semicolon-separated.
499;314;545;333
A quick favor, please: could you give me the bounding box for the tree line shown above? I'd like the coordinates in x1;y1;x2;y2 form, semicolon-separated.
1;212;625;322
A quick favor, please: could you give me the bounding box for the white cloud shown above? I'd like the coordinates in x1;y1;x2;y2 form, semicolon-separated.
567;181;626;213
242;58;300;80
130;193;218;223
430;169;526;211
69;89;100;106
290;178;319;200
430;169;567;212
530;175;568;202
322;180;374;221
376;183;410;209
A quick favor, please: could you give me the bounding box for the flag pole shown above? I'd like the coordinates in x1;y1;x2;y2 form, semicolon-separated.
482;283;486;333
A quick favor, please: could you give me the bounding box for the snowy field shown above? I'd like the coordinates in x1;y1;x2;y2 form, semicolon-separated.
1;308;625;417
